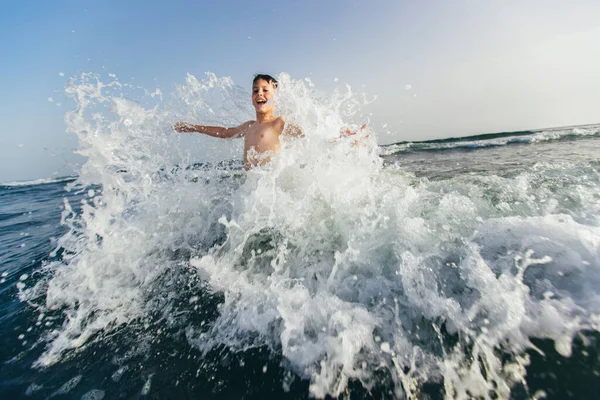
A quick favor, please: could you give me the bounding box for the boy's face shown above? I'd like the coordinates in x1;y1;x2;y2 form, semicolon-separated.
252;79;276;113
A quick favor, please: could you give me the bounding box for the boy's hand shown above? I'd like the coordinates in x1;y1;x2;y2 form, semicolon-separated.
343;124;368;137
343;124;370;147
173;122;197;133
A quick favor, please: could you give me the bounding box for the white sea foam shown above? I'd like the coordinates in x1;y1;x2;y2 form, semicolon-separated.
81;389;105;400
1;176;76;187
380;124;600;155
19;72;600;399
51;375;82;396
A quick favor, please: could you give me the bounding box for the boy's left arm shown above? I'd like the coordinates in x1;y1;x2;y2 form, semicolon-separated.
341;124;368;137
339;124;369;146
283;120;304;138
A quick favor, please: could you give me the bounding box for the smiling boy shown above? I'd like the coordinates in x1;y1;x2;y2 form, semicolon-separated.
174;74;365;170
174;74;301;170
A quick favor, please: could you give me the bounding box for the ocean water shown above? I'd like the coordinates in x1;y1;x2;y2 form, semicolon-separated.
1;73;599;399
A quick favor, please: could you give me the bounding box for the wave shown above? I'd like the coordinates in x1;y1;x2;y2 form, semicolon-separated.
1;176;77;188
15;73;600;399
380;124;600;156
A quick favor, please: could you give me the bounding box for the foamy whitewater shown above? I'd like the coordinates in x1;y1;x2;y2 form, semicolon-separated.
5;73;600;399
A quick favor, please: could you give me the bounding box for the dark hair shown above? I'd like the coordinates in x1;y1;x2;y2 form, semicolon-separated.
253;74;278;88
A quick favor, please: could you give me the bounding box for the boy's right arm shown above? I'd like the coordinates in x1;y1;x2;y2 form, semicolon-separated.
173;121;253;139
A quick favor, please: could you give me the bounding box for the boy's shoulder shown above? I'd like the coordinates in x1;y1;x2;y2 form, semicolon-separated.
240;120;256;129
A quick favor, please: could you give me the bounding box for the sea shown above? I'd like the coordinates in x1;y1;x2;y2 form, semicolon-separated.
0;73;599;399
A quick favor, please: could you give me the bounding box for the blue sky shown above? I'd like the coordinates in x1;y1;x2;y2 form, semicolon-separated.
1;0;600;182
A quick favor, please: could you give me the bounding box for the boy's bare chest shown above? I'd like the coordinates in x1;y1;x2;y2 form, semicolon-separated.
244;123;283;148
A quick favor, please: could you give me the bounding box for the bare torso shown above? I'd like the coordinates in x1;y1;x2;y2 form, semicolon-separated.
243;116;286;169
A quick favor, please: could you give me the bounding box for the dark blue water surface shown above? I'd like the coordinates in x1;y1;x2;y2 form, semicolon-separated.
1;127;599;399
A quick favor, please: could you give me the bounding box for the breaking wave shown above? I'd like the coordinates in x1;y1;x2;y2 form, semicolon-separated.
17;72;600;398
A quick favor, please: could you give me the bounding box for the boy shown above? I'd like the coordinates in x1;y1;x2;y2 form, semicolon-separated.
174;74;364;170
174;74;300;170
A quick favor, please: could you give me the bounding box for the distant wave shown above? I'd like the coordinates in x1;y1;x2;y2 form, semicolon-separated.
1;176;77;188
381;124;600;156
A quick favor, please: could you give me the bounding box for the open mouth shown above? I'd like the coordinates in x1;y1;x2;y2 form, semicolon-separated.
256;99;267;105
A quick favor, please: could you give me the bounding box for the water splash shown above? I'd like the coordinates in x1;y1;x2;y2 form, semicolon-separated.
19;72;600;399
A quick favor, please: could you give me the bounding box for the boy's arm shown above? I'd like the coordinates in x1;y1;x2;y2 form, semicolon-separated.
340;124;368;137
333;124;369;146
173;121;253;139
283;121;304;138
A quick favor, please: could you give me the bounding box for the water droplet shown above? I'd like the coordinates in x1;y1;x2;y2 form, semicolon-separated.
81;389;105;400
380;342;391;353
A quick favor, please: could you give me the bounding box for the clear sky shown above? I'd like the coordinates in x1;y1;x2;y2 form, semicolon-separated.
1;0;599;182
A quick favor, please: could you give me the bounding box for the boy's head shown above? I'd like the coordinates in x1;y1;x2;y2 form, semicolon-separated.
252;74;278;114
252;74;278;89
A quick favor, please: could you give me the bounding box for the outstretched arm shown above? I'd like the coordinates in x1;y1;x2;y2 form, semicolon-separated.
283;120;304;138
173;121;253;139
338;124;369;146
340;124;368;138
